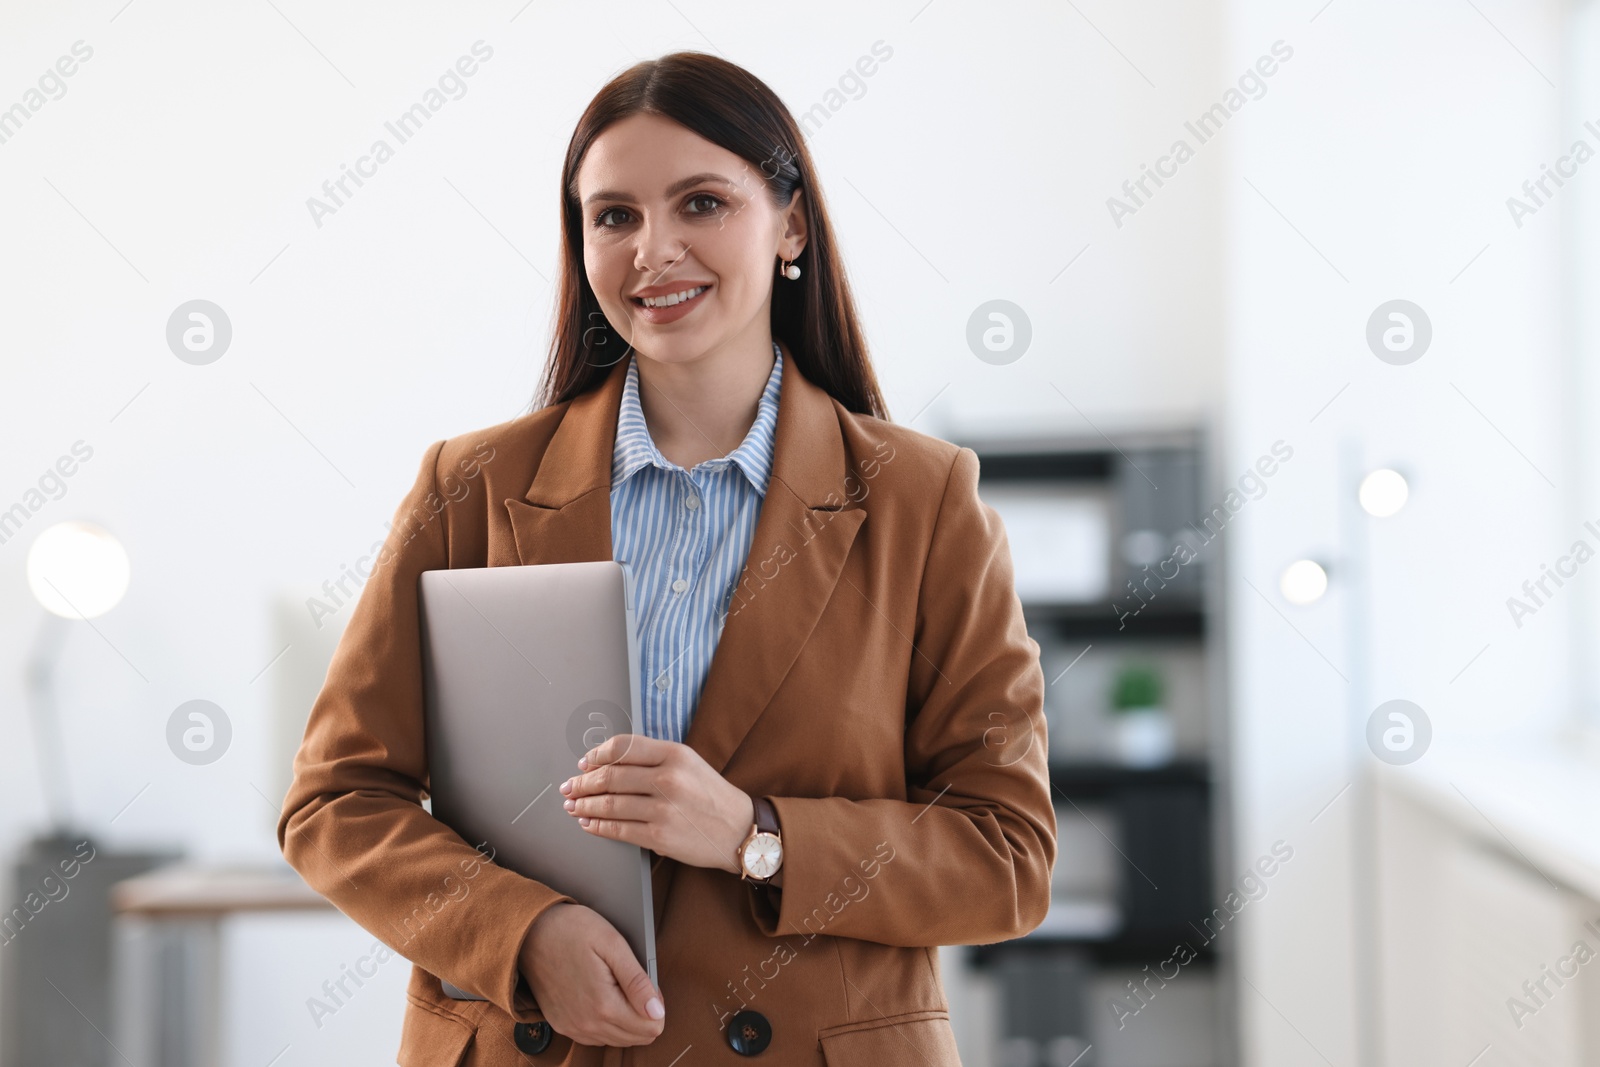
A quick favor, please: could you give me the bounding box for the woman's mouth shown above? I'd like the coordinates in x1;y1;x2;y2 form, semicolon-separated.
631;284;711;324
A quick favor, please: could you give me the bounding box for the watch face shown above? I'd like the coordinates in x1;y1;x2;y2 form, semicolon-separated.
742;832;782;879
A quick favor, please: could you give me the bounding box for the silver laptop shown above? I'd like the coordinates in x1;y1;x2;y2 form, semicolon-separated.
417;560;657;999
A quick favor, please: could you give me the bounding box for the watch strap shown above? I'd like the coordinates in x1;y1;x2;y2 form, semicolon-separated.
752;796;780;837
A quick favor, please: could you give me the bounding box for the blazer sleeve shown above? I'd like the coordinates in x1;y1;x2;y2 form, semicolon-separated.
277;440;576;1022
747;446;1057;946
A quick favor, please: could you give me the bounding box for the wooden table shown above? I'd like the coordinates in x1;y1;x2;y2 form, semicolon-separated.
110;864;335;1067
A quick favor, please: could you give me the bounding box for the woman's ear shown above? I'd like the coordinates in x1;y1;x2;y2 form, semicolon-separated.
780;188;808;260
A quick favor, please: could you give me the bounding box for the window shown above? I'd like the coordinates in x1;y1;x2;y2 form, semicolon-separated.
1568;0;1600;727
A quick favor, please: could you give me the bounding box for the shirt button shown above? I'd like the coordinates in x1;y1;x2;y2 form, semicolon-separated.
672;578;689;593
655;674;670;690
684;495;700;510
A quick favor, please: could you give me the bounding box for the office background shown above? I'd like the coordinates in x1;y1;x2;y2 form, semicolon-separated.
1;0;1596;1063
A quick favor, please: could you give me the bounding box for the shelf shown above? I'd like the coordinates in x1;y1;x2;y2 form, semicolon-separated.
1050;760;1212;796
969;933;1219;968
958;428;1205;479
965;450;1115;482
1023;601;1205;639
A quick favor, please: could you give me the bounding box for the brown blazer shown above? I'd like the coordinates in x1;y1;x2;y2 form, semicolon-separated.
278;340;1057;1066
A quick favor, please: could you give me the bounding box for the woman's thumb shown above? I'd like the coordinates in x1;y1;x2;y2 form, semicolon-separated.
605;941;664;1021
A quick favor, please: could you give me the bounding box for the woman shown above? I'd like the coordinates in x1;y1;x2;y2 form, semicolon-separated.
279;51;1055;1066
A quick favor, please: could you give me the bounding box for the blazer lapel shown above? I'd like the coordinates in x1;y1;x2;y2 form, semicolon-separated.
503;356;625;568
502;341;867;919
677;349;866;779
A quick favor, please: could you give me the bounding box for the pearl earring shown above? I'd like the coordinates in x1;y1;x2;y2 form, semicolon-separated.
779;258;801;281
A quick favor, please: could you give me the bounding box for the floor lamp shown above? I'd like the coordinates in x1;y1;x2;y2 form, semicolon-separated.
1277;447;1411;1067
3;520;177;1067
23;519;131;837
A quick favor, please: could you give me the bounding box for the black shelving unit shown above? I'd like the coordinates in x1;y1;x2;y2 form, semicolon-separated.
955;428;1230;1067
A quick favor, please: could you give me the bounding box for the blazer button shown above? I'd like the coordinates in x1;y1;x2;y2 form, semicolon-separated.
726;1010;771;1055
513;1021;553;1055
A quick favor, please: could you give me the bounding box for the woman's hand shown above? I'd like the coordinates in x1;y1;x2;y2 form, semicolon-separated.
518;902;665;1047
560;734;752;874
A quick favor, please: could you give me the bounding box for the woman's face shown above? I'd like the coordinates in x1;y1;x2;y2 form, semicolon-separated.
575;112;805;368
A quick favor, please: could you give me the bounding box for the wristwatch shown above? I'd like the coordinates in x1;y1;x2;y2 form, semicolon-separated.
737;796;783;884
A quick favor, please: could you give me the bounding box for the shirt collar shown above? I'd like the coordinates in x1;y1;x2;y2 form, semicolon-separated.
612;342;784;497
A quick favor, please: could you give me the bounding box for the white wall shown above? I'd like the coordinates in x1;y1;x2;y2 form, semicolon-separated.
0;2;1225;1063
1221;0;1572;1063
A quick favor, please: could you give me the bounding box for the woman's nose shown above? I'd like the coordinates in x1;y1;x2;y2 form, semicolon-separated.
633;219;690;278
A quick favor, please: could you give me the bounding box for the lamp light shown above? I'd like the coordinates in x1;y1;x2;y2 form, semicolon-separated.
1280;559;1330;605
1358;469;1409;518
27;520;131;619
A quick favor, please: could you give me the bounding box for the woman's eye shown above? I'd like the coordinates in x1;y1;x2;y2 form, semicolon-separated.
687;194;725;216
593;206;630;228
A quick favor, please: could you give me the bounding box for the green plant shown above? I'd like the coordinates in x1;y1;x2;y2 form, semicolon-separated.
1111;663;1164;712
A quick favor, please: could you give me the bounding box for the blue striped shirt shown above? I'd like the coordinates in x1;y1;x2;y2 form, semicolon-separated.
610;342;783;744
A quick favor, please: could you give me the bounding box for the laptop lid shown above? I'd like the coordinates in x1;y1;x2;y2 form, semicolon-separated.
417;560;656;997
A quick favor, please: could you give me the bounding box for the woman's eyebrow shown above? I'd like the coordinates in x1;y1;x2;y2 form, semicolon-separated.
583;172;736;206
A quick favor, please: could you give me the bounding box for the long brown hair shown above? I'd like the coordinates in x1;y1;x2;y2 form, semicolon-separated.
534;51;889;421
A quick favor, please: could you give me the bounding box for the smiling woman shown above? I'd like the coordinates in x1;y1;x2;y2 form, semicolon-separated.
279;49;1054;1067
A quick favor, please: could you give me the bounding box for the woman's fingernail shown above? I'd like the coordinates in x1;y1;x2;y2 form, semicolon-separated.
563;799;575;812
559;779;572;795
578;816;590;827
646;997;664;1019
